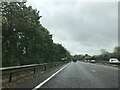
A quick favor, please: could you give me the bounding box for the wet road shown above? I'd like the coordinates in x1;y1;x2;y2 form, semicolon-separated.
40;61;118;88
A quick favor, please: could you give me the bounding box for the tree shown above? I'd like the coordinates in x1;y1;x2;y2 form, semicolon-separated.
2;2;43;66
112;46;120;60
2;2;71;67
84;54;91;60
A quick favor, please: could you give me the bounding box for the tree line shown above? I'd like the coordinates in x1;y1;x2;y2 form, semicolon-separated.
73;46;120;62
2;2;71;67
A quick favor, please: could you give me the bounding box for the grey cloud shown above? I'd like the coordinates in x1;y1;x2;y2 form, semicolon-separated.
27;1;118;55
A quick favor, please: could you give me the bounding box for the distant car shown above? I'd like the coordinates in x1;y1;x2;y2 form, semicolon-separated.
90;60;96;63
73;60;77;62
109;58;119;64
87;60;90;62
84;60;87;62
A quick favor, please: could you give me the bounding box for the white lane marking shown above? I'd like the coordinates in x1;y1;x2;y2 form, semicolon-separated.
91;69;95;72
32;63;69;90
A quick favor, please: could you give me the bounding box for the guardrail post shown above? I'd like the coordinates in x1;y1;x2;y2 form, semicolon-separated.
34;68;36;74
54;64;56;67
9;73;12;82
2;62;66;83
44;65;46;71
50;64;52;68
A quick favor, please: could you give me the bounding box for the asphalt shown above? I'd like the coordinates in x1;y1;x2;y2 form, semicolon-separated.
40;61;118;88
14;64;67;88
14;61;119;88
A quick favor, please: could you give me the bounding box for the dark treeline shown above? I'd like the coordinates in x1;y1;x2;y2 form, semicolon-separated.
73;46;120;62
2;2;71;67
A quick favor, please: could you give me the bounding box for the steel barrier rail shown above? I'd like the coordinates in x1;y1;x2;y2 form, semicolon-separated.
0;61;68;82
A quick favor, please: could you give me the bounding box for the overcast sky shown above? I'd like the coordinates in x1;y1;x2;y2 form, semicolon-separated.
26;0;118;55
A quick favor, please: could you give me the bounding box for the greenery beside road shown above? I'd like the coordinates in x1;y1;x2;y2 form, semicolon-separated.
2;2;71;67
2;2;119;67
73;46;120;62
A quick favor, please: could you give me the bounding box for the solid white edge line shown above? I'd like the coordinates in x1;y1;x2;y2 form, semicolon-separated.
32;63;69;90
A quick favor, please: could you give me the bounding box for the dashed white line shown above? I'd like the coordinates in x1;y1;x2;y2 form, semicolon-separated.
32;63;69;90
91;69;96;72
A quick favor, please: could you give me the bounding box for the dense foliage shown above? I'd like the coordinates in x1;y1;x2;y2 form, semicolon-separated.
2;2;70;67
73;46;120;61
93;46;120;61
